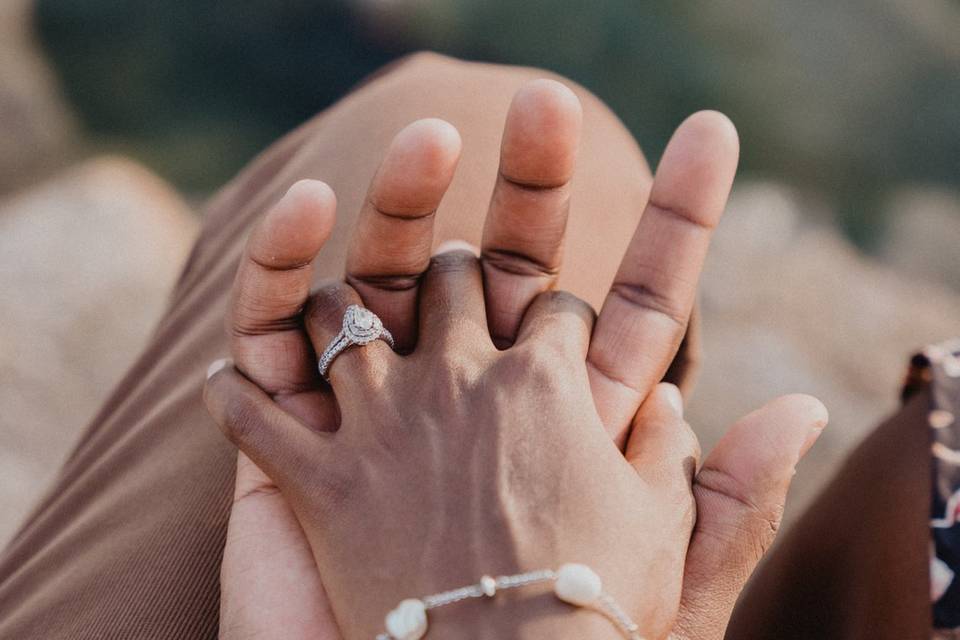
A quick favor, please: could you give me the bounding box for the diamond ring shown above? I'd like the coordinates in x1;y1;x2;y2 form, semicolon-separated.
318;305;395;379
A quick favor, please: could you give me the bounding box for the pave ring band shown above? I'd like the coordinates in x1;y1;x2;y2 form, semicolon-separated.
318;305;395;378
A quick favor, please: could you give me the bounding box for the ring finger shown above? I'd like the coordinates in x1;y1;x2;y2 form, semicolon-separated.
304;281;399;408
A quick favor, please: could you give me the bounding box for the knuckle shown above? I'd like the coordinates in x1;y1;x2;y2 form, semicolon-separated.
609;280;688;331
544;288;590;311
498;343;569;392
432;350;481;390
429;250;478;272
526;337;571;370
347;272;420;293
396;50;451;73
306;283;357;325
540;290;596;328
482;247;558;279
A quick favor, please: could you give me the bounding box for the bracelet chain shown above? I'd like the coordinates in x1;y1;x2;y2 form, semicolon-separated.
375;567;643;640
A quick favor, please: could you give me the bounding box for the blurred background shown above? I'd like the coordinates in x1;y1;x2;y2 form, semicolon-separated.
1;0;958;543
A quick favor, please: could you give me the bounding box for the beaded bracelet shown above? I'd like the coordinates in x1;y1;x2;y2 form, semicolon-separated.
375;563;644;640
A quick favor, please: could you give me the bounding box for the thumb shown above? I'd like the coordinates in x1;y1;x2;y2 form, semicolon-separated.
673;394;828;640
221;452;343;640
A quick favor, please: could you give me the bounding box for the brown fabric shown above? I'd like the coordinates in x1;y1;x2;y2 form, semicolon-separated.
727;388;933;639
0;53;700;638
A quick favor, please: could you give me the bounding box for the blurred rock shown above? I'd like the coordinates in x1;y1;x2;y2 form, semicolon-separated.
0;157;198;544
0;0;76;192
880;186;960;291
689;181;960;528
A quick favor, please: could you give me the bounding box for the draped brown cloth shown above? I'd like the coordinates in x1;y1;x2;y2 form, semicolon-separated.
0;53;940;639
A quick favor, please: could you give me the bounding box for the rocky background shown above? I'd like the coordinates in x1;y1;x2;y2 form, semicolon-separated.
0;0;958;547
0;0;199;543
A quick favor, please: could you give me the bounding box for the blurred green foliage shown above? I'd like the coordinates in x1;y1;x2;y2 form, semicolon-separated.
37;0;960;246
36;0;408;191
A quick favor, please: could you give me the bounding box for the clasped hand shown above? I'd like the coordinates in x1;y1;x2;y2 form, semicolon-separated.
204;79;827;640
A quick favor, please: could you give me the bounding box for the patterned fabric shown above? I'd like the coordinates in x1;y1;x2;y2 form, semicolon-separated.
924;338;960;632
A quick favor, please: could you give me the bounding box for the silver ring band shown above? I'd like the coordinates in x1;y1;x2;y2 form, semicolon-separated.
318;305;394;378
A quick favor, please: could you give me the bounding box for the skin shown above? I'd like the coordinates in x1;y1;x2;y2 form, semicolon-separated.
208;79;828;639
210;262;700;638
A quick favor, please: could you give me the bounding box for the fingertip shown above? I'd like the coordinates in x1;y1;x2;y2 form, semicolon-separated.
406;118;463;158
502;79;583;185
371;118;462;214
206;357;233;381
635;382;684;420
390;118;463;176
774;393;828;457
658;382;685;417
513;78;583;123
664;111;739;172
726;394;829;474
651;110;739;228
282;180;338;234
678;110;739;157
626;382;700;484
203;359;235;415
286;179;337;212
772;393;829;430
251;180;337;267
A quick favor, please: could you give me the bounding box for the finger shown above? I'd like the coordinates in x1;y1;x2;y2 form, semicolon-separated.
303;282;397;395
204;360;334;489
346;119;462;352
417;250;490;352
223;452;342;640
587;111;739;446
673;394;828;640
625;383;699;490
230;180;337;431
480;79;583;348
228;180;336;394
230;179;336;395
514;290;595;361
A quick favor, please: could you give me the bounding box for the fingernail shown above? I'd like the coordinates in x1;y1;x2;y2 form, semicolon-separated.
433;239;478;256
661;383;684;418
207;358;232;380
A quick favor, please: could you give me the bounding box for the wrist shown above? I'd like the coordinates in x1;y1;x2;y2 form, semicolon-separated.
377;565;641;640
426;594;626;640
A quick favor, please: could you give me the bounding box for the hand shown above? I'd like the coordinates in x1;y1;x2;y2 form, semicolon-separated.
206;256;828;639
209;256;694;637
211;79;826;639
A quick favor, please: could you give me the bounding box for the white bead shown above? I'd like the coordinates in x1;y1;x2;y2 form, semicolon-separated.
554;563;602;606
480;575;497;597
385;598;427;640
930;409;955;429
